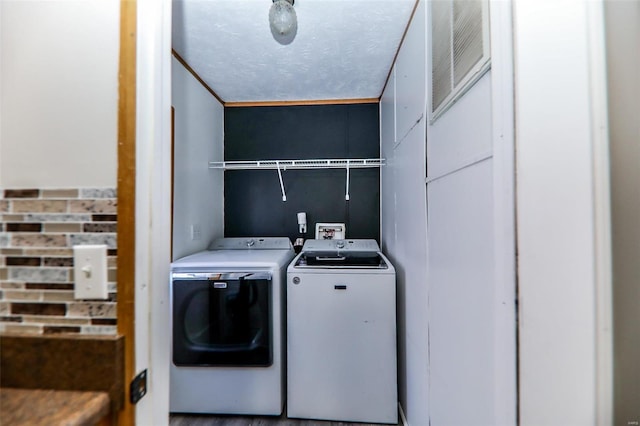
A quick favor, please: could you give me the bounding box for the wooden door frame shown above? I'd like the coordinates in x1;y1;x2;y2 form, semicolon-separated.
117;0;136;424
118;0;174;424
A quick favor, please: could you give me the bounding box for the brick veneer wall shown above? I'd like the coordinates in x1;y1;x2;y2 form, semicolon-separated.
0;188;117;335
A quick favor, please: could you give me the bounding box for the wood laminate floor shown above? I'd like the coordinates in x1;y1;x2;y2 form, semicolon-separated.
169;412;401;426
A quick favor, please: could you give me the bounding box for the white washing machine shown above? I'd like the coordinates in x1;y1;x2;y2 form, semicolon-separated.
170;237;294;415
287;239;398;424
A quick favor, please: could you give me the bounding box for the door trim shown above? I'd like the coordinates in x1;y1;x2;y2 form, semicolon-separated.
117;0;137;424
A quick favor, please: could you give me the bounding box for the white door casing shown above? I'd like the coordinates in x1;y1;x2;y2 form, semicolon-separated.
135;0;173;424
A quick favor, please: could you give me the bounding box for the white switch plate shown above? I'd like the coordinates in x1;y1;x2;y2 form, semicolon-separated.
73;245;108;300
190;224;202;241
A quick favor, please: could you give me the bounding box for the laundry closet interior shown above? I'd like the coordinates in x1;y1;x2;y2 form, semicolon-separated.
169;0;515;425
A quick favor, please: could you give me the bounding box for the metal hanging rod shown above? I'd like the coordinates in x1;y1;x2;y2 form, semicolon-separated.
208;158;385;170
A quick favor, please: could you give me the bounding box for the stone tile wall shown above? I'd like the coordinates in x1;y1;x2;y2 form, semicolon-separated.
0;188;117;335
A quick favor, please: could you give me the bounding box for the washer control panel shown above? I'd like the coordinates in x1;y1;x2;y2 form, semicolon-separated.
208;237;293;250
301;239;380;252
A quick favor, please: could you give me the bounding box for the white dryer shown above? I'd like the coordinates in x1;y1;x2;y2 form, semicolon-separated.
287;239;398;424
170;237;294;415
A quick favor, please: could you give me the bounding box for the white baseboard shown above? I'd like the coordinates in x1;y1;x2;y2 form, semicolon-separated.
399;402;409;426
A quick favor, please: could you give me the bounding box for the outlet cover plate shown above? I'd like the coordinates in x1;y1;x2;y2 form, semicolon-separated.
130;369;147;404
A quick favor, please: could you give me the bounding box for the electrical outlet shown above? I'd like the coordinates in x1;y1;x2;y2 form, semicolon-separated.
190;224;202;241
73;245;108;300
130;369;147;404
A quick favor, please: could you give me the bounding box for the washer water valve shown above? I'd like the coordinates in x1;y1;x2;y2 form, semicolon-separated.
297;212;307;234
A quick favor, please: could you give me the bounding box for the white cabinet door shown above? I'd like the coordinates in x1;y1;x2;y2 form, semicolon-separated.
427;72;492;179
427;159;497;426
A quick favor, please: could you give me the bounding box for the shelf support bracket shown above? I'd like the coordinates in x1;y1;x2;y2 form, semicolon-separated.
276;161;287;202
345;160;350;201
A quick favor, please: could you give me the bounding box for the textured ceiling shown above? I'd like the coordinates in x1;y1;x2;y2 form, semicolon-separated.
172;0;416;103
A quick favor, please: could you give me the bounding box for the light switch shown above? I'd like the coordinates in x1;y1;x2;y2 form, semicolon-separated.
73;245;108;300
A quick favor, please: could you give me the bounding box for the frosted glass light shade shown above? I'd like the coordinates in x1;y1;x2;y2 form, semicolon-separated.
269;0;296;36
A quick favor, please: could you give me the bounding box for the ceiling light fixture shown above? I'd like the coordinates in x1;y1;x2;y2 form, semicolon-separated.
269;0;297;44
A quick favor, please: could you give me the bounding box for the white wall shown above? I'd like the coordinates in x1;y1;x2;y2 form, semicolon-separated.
604;1;640;424
381;1;430;424
0;2;3;176
382;3;516;425
0;0;119;189
424;2;516;425
427;74;498;426
171;56;224;260
427;69;516;426
514;1;612;424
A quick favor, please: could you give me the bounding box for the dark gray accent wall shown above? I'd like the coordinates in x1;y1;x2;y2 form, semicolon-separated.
224;104;380;243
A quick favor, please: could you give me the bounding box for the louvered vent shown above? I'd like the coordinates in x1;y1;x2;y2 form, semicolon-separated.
432;0;452;111
430;0;490;119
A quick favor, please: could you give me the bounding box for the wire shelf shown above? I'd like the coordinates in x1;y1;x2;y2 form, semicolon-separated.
208;158;385;170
